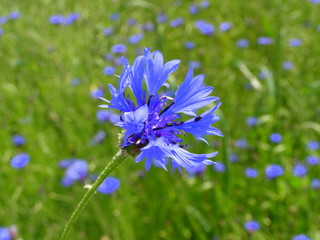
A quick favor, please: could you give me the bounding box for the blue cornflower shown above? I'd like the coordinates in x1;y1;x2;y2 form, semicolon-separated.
97;177;120;194
257;37;273;45
157;13;167;23
103;27;113;36
307;140;319;150
100;48;222;171
60;160;88;187
245;168;258;178
63;12;80;25
10;153;30;169
103;66;116;76
0;227;11;240
111;44;127;54
195;20;214;35
220;22;231;31
96;110;119;124
289;38;302;47
246;116;258;126
90;130;106;145
189;4;199;15
309;0;320;3
236;38;249;48
127;18;137;26
91;88;104;99
306;155;319;165
292;234;310;240
200;0;210;8
0;16;7;24
12;134;25;146
235;138;247;148
188;61;201;69
244;220;260;232
49;15;64;25
109;12;119;21
283;61;294;70
269;133;282;143
128;33;143;45
258;70;273;79
9;11;20;20
292;164;307;177
311;179;320;189
185;41;195;49
230;153;238;162
170;17;184;28
213;162;225;172
265;164;284;179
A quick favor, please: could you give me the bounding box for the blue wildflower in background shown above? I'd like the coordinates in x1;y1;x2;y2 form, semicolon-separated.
186;164;206;177
236;38;249;48
235;138;247;148
170;17;184;27
103;66;116;76
96;110;119;124
189;4;199;15
257;37;273;45
213;162;225;172
185;41;195;49
307;140;319;150
195;20;214;35
265;164;284;179
90;130;106;145
10;153;30;169
100;48;222;171
103;27;113;36
246;116;258;126
245;168;258;178
311;179;320;190
97;177;120;194
111;44;127;54
60;160;88;187
188;61;201;69
283;61;294;70
0;28;3;36
230;153;238;163
292;234;310;240
128;33;143;45
200;0;210;8
157;13;167;23
244;220;260;233
0;227;11;240
306;155;319;165
269;133;282;143
9;11;20;20
220;22;231;31
292;164;307;177
91;88;104;99
289;38;302;47
12;134;25;146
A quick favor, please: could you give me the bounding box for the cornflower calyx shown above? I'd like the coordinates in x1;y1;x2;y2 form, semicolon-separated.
100;48;223;171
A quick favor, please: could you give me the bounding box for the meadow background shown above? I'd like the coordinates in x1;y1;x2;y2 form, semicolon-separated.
1;0;320;239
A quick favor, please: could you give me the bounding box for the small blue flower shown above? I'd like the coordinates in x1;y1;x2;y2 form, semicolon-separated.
220;22;231;31
103;66;116;76
97;177;120;194
244;220;260;232
245;168;258;178
111;44;127;54
200;0;210;8
195;20;214;35
126;18;136;26
157;13;167;23
61;160;88;187
213;162;225;172
236;38;249;48
128;33;143;45
104;53;113;61
235;138;247;148
307;140;319;150
100;48;222;171
96;110;119;124
188;61;201;69
0;16;8;25
12;134;25;146
311;179;320;189
292;234;310;240
49;15;64;25
257;37;273;45
269;133;282;143
9;11;20;20
283;61;294;70
10;153;30;169
189;4;199;15
246;116;258;126
292;164;307;177
289;38;302;47
265;164;284;179
306;155;319;165
230;153;238;162
91;88;104;99
90;130;106;145
109;12;119;21
185;41;195;49
170;17;184;28
309;0;320;3
103;27;113;36
0;227;11;240
63;12;80;25
141;22;154;32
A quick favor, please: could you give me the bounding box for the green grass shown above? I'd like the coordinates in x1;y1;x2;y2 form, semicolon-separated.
0;0;320;239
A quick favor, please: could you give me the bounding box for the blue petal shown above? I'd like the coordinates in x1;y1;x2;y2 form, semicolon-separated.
145;51;181;95
97;177;120;194
162;68;219;117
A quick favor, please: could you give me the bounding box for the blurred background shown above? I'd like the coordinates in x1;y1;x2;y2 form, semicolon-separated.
0;0;320;239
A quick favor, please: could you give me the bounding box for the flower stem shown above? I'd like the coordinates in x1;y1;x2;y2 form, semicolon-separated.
59;150;127;240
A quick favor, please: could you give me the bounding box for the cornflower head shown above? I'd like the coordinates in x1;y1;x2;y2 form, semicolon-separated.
100;48;223;172
292;234;310;240
59;159;88;187
195;20;214;35
244;220;260;233
265;164;284;179
292;164;307;177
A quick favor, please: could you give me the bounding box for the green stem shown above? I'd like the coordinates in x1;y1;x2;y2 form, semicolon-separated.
59;150;127;240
